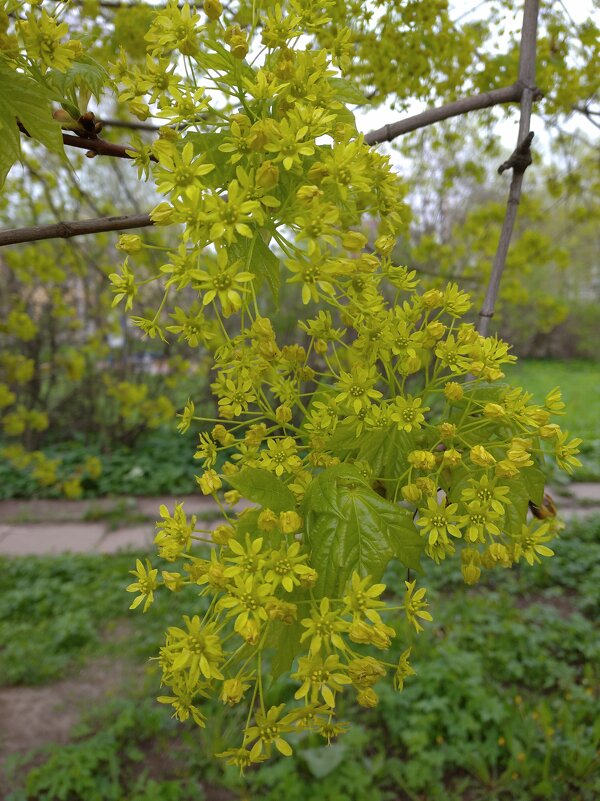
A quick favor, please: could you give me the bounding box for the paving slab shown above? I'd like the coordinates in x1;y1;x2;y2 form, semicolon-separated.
0;523;105;556
565;483;600;503
96;525;155;554
136;495;215;517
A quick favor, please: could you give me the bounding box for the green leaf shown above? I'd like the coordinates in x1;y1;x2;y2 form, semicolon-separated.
520;464;546;506
305;467;423;596
267;583;307;680
269;618;304;680
250;233;280;303
328;77;367;105
50;54;109;105
224;468;295;512
0;60;64;187
301;742;348;777
503;478;530;536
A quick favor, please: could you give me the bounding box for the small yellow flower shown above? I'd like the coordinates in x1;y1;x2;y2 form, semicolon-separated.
402;580;433;633
196;469;222;495
127;559;158;612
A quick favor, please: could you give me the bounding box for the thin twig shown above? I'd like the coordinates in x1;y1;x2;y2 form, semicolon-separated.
0;214;153;247
100;118;162;133
477;0;540;336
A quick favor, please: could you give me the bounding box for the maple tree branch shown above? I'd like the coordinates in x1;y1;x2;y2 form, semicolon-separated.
0;214;153;247
478;0;540;336
4;66;542;247
364;82;524;145
18;120;158;162
61;133;158;161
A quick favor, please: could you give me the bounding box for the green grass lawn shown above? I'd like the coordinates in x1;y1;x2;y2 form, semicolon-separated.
2;515;599;801
505;359;600;481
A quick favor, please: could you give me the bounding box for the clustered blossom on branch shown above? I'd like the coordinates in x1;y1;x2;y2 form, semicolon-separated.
1;0;582;769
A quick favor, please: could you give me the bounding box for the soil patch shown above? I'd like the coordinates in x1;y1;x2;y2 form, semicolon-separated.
0;658;132;792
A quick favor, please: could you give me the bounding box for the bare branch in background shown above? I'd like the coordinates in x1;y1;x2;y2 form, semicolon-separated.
99;119;162;133
477;0;540;336
364;83;525;145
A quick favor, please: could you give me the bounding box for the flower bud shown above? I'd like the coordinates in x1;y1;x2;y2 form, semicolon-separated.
197;469;222;494
275;404;293;424
425;321;446;341
421;289;444;309
258;508;278;532
116;234;142;253
374;235;395;255
162;571;185;591
401;483;422;503
484;403;505;418
256;160;279;189
408;450;436;471
221;678;247;706
212;524;235;545
439;422;457;440
461;563;481;585
495;459;519;478
299;567;318;588
223;490;241;506
279;510;302;534
342;231;368;251
266;599;297;624
469;445;496;467
203;0;222;20
415;477;436;496
357;688;379;708
442;448;462;467
444;382;464;403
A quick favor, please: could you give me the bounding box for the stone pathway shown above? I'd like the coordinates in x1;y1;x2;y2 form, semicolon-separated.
0;485;599;557
0;495;224;556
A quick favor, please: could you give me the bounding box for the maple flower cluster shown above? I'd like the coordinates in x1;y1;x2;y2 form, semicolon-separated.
9;0;577;766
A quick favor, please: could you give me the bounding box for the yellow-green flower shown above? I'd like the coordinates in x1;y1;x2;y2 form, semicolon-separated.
300;597;348;655
192;250;254;317
416;496;462;545
244;707;294;759
153;141;214;196
127;558;159;612
293;653;351;707
394;648;416;691
460;475;510;515
459;500;502;543
554;431;582;473
342;572;386;624
166;616;225;683
511;521;556;566
259;437;302;476
391;394;429;432
335;364;382;413
265;542;312;593
402;580;433;633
